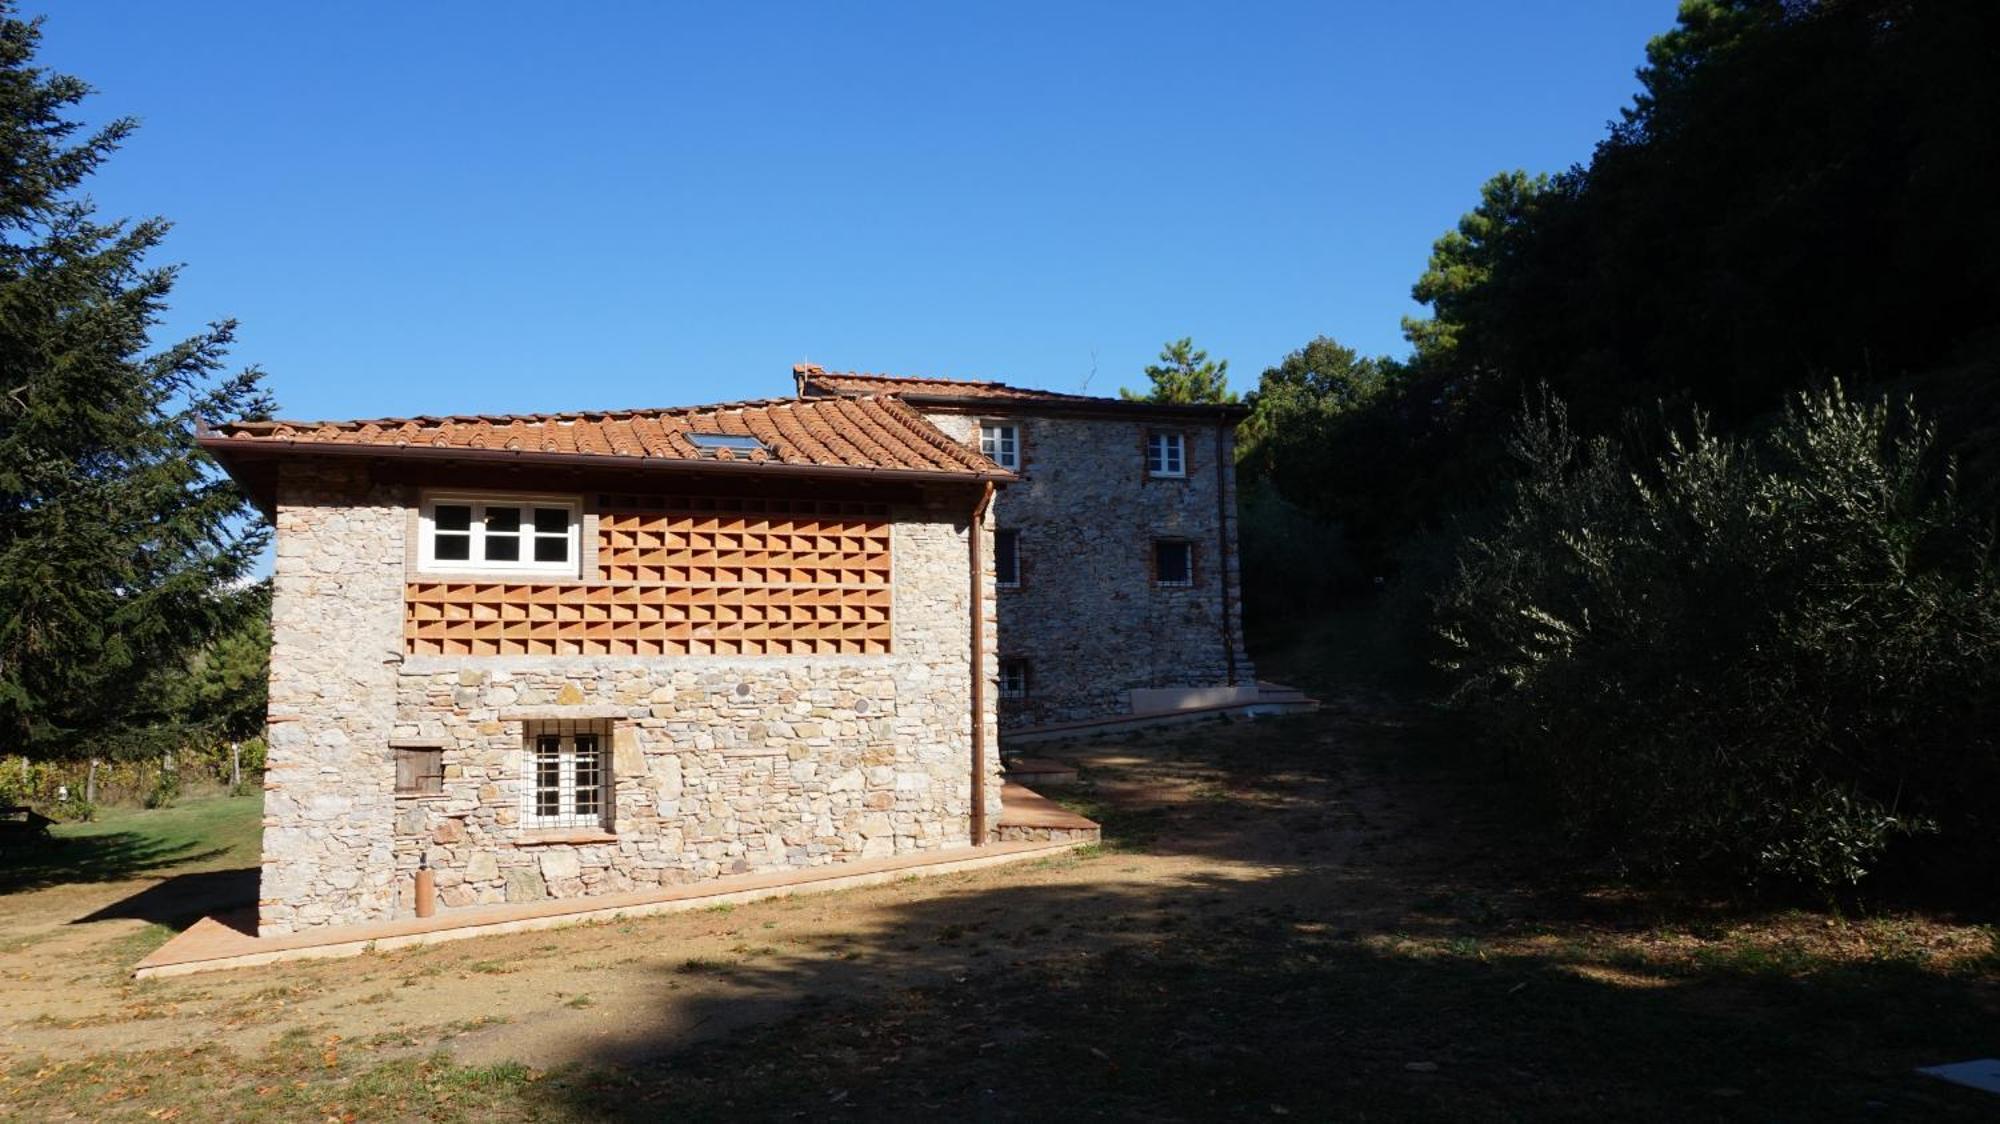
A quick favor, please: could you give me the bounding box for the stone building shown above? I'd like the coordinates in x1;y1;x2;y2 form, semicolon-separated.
798;367;1255;730
205;365;1258;936
202;395;1011;935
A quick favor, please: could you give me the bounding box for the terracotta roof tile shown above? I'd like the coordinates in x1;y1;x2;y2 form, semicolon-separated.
205;395;1006;480
795;364;1106;403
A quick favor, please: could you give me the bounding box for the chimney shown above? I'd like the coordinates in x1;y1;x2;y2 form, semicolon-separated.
792;362;823;400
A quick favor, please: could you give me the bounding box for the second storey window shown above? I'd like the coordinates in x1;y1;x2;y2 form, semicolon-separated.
994;529;1020;588
421;493;580;576
1153;539;1194;587
980;422;1019;470
1147;431;1186;478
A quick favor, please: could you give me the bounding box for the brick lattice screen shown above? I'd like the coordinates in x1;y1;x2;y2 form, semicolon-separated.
405;496;894;657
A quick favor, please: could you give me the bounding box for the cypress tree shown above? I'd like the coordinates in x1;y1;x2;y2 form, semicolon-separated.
0;5;272;763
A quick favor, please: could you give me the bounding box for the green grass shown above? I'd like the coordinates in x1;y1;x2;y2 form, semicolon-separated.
0;792;263;893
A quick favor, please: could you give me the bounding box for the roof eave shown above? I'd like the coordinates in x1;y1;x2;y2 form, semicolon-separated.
888;392;1252;421
195;433;1017;488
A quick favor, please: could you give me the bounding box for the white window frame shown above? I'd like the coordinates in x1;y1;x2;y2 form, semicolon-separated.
419;492;581;576
525;721;612;831
1147;431;1186;478
994;528;1021;589
980;422;1020;470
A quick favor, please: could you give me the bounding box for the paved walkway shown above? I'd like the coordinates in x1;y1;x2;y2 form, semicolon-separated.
135;785;1098;979
998;779;1098;829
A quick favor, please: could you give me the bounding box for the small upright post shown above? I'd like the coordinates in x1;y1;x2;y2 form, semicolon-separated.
414;853;436;919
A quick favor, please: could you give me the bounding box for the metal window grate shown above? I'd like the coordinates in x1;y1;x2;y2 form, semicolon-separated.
526;720;612;830
1000;660;1029;699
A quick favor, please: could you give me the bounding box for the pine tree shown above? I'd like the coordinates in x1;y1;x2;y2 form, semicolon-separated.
0;5;272;762
1121;337;1236;404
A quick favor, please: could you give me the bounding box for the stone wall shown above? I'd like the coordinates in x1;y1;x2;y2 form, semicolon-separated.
927;412;1253;728
263;460;408;934
262;458;1000;935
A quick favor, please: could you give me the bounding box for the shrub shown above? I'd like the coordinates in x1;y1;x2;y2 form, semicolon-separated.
143;769;182;810
47;797;95;823
1436;383;2000;896
1236;484;1361;630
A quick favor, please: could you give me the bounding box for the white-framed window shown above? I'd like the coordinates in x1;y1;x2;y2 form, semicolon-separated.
1153;539;1194;587
1146;431;1186;478
526;720;611;831
994;529;1021;588
420;493;580;576
1000;659;1029;699
980;422;1020;470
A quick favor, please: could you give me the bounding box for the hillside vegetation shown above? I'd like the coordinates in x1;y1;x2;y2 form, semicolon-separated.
1235;0;2000;900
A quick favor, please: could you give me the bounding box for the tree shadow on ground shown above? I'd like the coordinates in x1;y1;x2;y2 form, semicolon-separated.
487;707;1998;1120
73;867;258;933
516;868;1998;1121
0;832;229;896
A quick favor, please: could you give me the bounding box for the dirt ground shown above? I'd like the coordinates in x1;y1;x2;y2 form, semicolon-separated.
0;713;1387;1069
3;679;1996;1119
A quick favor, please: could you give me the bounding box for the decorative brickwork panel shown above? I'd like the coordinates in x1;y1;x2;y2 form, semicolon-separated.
405;496;894;657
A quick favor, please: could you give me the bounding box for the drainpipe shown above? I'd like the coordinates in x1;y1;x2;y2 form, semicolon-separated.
1214;414;1238;686
968;481;994;845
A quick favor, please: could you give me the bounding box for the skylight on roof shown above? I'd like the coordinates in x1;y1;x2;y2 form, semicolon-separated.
687;432;768;455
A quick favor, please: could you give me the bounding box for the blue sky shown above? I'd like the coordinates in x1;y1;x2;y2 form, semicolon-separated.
32;1;1677;420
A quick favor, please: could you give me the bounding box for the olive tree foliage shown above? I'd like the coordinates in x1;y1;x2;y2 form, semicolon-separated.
1436;383;2000;895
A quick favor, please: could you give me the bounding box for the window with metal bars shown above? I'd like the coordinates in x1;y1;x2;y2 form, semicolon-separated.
525;720;611;830
999;659;1029;699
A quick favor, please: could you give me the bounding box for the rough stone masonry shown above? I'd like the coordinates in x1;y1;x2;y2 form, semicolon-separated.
924;411;1254;728
262;458;1001;935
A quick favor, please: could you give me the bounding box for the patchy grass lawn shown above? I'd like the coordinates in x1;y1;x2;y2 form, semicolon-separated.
0;793;262;894
2;642;1996;1119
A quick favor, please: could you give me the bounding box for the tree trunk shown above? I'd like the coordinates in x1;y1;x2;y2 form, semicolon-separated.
85;757;98;805
231;741;241;789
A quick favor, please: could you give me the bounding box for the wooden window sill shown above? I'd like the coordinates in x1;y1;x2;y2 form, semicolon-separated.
393;792;451;802
517;830;618;845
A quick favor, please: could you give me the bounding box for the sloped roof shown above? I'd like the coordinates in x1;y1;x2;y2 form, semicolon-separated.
795;364;1250;419
796;365;1103;403
199;394;1010;481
